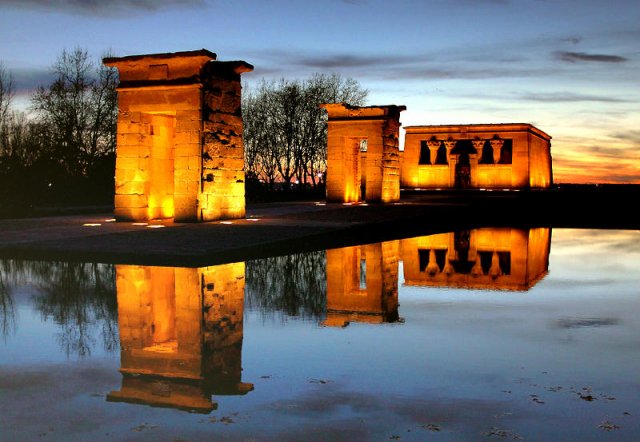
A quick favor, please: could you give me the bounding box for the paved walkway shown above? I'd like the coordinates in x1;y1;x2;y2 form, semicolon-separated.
0;197;473;266
0;190;636;266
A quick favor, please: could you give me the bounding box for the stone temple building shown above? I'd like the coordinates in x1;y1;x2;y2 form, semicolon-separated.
104;49;252;222
400;124;552;190
322;103;405;203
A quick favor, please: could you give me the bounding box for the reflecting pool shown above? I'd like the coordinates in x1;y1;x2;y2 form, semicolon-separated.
1;228;639;441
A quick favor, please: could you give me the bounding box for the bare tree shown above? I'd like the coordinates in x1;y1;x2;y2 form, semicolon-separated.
243;73;368;190
0;62;14;155
30;48;117;177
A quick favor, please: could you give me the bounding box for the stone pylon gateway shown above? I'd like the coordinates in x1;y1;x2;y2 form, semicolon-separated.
104;49;253;222
321;103;406;204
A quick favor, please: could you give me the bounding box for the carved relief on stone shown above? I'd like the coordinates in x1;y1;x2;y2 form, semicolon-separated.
490;137;504;164
471;138;486;153
427;139;441;164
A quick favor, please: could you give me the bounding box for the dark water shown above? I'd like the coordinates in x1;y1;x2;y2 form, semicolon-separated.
0;228;638;441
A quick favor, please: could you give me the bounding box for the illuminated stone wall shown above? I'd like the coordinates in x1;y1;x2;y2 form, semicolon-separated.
323;240;400;326
104;50;252;222
400;228;550;291
108;262;251;413
401;124;552;189
321;103;406;203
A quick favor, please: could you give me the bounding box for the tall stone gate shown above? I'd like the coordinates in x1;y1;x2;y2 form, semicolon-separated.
321;103;405;204
104;49;253;222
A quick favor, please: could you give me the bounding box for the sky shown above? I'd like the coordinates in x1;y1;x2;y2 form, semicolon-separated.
0;0;638;184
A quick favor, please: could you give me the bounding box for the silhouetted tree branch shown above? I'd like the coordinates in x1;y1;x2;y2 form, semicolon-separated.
243;74;367;192
30;47;117;177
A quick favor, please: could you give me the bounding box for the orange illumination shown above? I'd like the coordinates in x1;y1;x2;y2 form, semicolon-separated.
83;223;102;227
105;218;116;222
400;228;550;291
324;241;400;327
133;222;148;226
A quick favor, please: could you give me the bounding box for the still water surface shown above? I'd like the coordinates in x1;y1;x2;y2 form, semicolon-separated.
0;228;638;441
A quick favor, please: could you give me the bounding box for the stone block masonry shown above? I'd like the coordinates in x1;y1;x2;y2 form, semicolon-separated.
104;49;253;222
321;103;406;204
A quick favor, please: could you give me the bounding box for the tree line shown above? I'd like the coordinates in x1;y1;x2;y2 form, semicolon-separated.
243;74;367;198
0;48;368;214
0;48;117;214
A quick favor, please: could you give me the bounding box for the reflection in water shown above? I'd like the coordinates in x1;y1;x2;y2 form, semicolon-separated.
32;262;118;357
2;228;640;440
0;261;18;340
401;228;550;291
245;251;326;319
107;263;253;414
324;241;400;326
0;228;553;414
0;260;117;354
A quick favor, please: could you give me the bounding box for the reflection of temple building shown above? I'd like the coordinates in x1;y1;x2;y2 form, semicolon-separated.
323;241;400;326
401;228;550;291
400;124;552;190
107;263;252;414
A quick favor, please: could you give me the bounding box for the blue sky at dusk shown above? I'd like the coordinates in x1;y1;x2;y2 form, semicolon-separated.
1;0;638;183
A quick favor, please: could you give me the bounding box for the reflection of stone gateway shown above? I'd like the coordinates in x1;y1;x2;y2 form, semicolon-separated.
400;228;551;291
107;263;252;414
104;50;253;222
323;241;401;327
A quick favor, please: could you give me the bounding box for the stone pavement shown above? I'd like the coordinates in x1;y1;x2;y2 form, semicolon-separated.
0;197;474;266
0;190;636;267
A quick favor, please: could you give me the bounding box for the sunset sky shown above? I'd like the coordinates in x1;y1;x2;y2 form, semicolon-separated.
1;0;638;183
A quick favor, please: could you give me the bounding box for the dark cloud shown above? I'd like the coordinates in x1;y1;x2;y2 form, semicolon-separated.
0;0;206;17
252;49;552;82
562;36;583;45
554;51;628;63
295;54;414;70
10;68;56;95
553;317;620;329
610;130;640;145
578;144;640;160
519;92;629;103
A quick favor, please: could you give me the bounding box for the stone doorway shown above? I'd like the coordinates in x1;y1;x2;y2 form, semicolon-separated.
321;103;405;204
455;152;471;189
147;113;176;220
104;49;252;222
